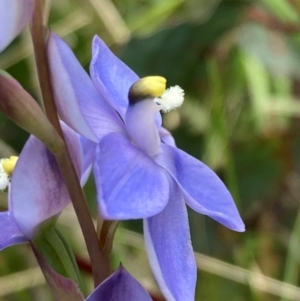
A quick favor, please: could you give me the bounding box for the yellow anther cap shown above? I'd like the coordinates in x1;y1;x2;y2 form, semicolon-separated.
128;76;167;104
3;156;18;176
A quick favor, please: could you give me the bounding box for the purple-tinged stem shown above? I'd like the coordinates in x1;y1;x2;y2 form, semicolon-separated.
30;0;110;286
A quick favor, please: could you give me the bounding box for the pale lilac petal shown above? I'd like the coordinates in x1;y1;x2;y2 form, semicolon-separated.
159;127;176;146
0;0;34;51
48;33;125;142
155;144;245;232
78;135;96;186
0;211;27;250
90;35;139;119
86;266;152;301
94;132;169;219
10;124;82;239
144;177;196;301
125;100;160;156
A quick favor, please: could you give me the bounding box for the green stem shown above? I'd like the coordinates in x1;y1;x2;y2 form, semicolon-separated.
280;207;300;301
99;221;119;255
30;0;110;286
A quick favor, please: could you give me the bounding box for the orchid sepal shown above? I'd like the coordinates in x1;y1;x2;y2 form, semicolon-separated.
0;72;64;155
0;0;34;52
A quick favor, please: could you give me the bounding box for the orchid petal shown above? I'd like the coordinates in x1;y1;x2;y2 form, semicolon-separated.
0;0;34;52
90;36;163;128
159;127;176;146
0;211;27;250
48;33;125;142
10;124;82;239
155;144;245;232
156;111;162;128
144;177;196;301
90;35;139;119
94;132;169;219
86;266;152;301
125;100;160;156
78;135;97;186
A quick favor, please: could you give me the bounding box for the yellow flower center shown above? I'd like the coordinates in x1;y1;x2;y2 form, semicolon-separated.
2;156;18;176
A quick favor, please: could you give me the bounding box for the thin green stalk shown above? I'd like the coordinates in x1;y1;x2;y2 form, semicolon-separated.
280;207;300;301
99;221;119;255
30;0;110;286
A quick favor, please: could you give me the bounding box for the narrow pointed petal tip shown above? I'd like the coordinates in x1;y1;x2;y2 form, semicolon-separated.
0;0;34;52
0;212;27;250
156;144;245;232
144;178;196;301
94;133;169;220
86;266;152;301
90;35;139;118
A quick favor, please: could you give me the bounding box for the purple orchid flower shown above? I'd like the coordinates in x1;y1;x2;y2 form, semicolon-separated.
0;123;82;250
48;33;245;301
0;0;34;52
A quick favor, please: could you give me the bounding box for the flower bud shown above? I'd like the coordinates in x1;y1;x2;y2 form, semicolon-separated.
0;72;64;155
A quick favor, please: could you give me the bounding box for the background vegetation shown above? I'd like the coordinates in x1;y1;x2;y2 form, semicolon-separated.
2;0;300;300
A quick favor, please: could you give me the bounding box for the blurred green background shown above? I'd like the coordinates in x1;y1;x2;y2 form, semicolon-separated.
2;0;300;300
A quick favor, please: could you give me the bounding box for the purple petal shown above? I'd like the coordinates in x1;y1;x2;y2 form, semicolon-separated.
159;127;176;147
94;132;169;219
90;35;139;119
10;124;82;239
155;144;245;232
32;245;85;301
0;211;27;250
90;36;163;129
48;33;125;142
0;0;34;52
78;135;97;186
144;177;196;301
86;266;152;301
125;100;160;156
